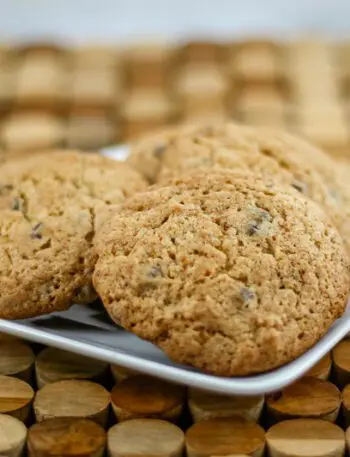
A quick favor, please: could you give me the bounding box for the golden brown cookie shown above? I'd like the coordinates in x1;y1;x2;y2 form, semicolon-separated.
127;122;350;254
0;150;147;319
93;170;349;376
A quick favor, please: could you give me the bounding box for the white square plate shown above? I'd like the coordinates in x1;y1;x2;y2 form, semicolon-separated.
0;144;349;395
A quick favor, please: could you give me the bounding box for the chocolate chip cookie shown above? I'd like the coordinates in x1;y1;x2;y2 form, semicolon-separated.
0;150;147;319
93;170;349;376
127;122;350;255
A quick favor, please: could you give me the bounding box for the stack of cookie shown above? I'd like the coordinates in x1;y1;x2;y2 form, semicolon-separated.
0;121;349;377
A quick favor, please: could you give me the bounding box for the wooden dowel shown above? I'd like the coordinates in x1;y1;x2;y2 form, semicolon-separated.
0;341;35;383
185;417;265;457
28;417;106;457
266;378;341;424
107;419;185;457
188;387;264;423
0;375;34;423
266;418;345;457
0;413;27;457
110;375;185;422
35;347;108;388
34;379;110;427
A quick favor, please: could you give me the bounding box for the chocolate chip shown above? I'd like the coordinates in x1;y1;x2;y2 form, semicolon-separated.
247;221;261;236
31;222;43;239
153;145;166;158
247;207;272;236
240;287;255;302
291;180;308;194
147;265;163;279
11;197;22;211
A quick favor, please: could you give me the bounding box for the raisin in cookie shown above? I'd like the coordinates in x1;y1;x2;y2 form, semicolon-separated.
0;150;147;319
93;170;349;376
127;122;350;254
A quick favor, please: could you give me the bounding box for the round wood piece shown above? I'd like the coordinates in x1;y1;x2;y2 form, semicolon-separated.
332;339;350;389
185;417;265;457
266;419;345;457
345;426;350;453
0;413;27;457
107;419;184;457
28;417;106;457
266;378;340;423
303;353;332;380
341;384;350;426
111;375;185;422
188;388;264;423
35;347;108;388
0;341;35;383
0;333;22;344
34;379;110;427
0;375;34;423
110;364;138;382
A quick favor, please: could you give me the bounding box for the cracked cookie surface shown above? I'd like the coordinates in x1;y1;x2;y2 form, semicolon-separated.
0;150;147;319
93;170;350;376
128;122;350;255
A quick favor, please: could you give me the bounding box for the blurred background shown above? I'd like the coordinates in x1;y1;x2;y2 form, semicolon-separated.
0;0;350;158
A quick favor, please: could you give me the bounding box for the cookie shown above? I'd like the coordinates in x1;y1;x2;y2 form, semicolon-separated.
127;123;198;183
93;170;349;376
0;150;147;319
127;122;350;254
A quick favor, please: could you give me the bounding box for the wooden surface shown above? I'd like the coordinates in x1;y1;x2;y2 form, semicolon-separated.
28;417;106;457
33;379;110;427
0;413;27;457
303;353;332;380
185;417;265;457
0;341;35;383
107;419;185;457
188;388;264;423
111;375;185;422
266;378;341;423
110;364;139;383
341;384;350;426
35;347;108;388
0;39;350;155
266;418;345;457
332;340;350;389
0;330;348;454
0;375;34;423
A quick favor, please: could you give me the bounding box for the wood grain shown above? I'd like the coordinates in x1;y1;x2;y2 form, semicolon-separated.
35;347;108;388
332;339;350;389
303;353;332;380
185;417;265;457
107;419;185;457
188;387;264;423
0;413;27;457
28;417;106;457
266;378;341;423
110;364;139;383
111;374;185;422
0;341;35;383
34;379;110;427
266;418;345;457
0;375;34;423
